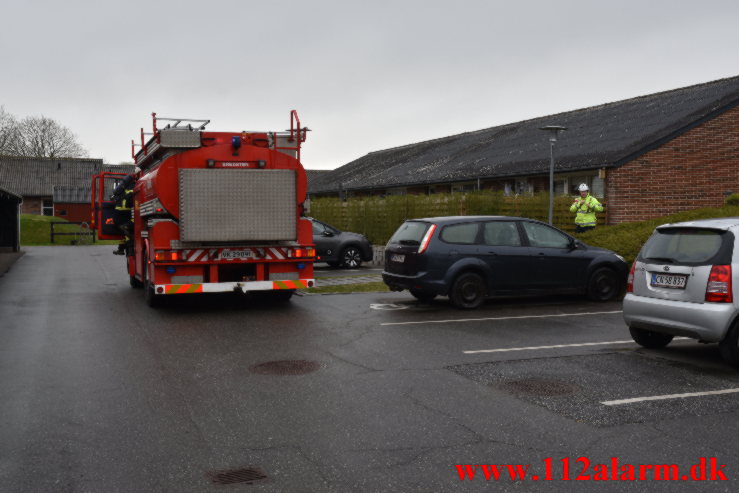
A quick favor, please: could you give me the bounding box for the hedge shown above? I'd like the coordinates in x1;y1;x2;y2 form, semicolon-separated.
310;193;739;265
310;192;583;245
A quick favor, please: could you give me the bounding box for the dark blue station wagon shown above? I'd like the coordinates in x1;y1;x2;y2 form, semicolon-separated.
382;216;628;309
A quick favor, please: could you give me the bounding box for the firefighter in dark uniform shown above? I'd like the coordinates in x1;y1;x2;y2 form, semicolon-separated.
111;174;135;255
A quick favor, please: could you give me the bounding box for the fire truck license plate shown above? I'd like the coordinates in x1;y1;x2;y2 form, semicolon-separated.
219;250;254;259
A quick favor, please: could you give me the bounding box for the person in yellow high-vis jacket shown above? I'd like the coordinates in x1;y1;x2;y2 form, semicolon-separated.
570;183;603;233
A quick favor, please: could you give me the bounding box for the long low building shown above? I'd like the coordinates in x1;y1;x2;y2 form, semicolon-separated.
309;75;739;224
0;157;134;218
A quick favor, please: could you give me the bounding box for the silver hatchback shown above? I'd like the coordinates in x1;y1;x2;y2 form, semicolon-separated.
623;218;739;366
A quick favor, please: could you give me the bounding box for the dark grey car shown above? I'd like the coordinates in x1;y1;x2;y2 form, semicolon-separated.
382;216;628;309
310;218;373;268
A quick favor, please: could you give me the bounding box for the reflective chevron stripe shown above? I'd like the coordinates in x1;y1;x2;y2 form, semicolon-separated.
157;279;313;295
182;249;216;262
181;247;291;261
273;280;308;290
165;284;204;294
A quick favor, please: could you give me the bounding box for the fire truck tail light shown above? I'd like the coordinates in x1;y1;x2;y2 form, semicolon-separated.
155;251;180;261
293;248;315;258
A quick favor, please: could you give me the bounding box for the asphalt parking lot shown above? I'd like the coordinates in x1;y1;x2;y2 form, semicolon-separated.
1;247;738;491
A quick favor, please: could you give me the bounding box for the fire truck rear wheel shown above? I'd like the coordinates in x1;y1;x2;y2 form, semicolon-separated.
144;280;159;307
271;290;294;301
252;290;294;302
130;274;143;289
142;253;160;307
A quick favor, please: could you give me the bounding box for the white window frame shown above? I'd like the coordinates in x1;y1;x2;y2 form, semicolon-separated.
42;198;54;216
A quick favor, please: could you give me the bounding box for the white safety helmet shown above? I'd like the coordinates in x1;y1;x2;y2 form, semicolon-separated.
577;183;589;192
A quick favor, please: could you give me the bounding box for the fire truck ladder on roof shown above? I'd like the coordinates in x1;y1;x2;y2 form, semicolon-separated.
132;113;210;163
274;110;310;162
152;113;210;132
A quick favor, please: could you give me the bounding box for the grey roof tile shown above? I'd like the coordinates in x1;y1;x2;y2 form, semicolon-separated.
52;185;93;203
0;157;134;196
310;75;739;193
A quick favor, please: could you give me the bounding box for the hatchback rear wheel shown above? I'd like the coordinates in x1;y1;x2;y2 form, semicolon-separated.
449;272;486;309
629;326;673;349
719;322;739;367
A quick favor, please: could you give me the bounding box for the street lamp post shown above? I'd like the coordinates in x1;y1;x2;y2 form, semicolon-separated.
539;125;567;225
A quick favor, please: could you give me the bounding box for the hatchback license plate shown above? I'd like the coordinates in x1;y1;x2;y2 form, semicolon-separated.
651;273;687;289
390;254;405;263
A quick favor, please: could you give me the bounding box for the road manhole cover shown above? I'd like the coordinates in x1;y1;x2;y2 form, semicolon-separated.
249;360;321;375
500;378;579;396
207;466;270;485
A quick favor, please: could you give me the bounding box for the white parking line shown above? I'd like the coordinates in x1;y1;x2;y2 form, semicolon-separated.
381;310;623;327
602;388;739;406
464;340;636;354
464;336;689;354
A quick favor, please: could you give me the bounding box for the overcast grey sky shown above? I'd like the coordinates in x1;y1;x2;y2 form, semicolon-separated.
1;0;738;168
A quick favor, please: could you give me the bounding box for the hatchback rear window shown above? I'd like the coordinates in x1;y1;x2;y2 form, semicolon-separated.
640;228;731;264
388;221;430;245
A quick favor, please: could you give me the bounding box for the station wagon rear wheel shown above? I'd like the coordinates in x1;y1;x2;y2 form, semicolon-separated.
449;272;486;309
587;267;621;301
629;327;673;349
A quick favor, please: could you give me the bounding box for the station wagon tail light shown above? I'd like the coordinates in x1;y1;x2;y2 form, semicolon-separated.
626;261;636;293
418;224;437;254
705;265;732;303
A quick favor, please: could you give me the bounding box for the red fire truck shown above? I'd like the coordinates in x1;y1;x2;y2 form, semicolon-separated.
91;111;315;306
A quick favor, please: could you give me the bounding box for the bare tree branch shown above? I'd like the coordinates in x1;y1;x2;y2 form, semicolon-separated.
13;115;89;158
0;108;88;158
0;106;21;156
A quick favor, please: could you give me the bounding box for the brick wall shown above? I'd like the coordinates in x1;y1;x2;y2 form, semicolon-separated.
54;203;92;223
21;197;43;215
607;105;739;224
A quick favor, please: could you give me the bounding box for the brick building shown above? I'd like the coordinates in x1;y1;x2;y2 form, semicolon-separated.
52;185;94;222
606;104;739;223
309;75;739;224
0;157;134;218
